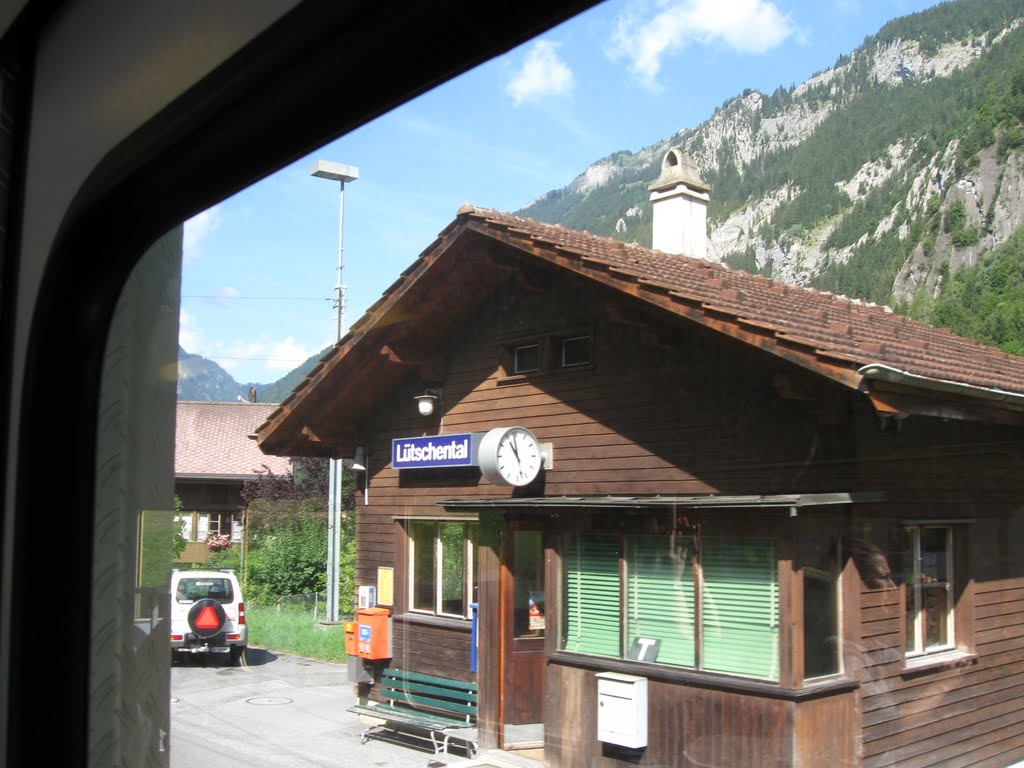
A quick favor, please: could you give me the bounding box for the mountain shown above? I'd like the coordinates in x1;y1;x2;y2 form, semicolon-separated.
176;346;331;403
518;0;1024;350
177;347;247;402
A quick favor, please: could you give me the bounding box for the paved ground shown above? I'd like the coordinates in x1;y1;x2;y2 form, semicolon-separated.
170;648;475;768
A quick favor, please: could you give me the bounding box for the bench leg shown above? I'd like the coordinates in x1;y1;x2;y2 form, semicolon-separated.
429;731;445;755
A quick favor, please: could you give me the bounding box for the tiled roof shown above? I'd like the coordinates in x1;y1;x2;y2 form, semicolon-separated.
177;401;291;479
457;206;1024;396
256;205;1024;456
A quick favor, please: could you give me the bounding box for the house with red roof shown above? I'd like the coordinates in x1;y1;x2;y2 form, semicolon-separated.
176;400;291;563
256;149;1024;768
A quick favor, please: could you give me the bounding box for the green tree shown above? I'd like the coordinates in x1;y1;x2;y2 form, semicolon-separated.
238;457;357;612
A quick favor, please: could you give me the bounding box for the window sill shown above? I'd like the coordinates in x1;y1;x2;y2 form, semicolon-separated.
549;651;859;701
393;612;472;632
901;649;977;675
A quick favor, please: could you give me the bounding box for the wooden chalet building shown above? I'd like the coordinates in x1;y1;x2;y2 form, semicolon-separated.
176;400;290;563
256;150;1024;768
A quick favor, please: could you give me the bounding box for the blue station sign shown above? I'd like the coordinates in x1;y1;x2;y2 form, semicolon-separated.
392;432;482;470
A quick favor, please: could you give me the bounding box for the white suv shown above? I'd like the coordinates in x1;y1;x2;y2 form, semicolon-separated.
170;569;247;665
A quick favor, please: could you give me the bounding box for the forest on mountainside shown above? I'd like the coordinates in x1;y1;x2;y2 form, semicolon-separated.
519;0;1024;357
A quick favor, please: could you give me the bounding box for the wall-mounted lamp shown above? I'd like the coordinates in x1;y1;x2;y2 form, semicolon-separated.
352;446;367;472
414;388;442;417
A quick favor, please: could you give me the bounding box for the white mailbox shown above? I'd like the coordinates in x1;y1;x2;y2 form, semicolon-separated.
596;672;648;748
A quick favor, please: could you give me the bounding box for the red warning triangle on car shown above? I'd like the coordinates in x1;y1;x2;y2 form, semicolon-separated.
194;605;221;630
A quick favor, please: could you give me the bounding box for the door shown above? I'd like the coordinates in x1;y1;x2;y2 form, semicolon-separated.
502;523;546;738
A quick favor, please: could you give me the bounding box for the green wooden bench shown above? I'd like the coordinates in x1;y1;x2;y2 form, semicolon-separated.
348;667;478;756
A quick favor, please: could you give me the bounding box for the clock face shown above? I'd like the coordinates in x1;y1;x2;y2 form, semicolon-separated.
480;426;543;487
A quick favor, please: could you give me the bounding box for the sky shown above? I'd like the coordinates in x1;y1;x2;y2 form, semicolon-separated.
179;0;942;386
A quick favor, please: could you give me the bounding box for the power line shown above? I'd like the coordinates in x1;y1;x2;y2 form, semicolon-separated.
181;294;331;301
186;354;312;363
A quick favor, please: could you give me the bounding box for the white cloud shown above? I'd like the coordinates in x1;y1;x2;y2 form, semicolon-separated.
608;0;796;89
265;337;313;372
177;309;203;354
183;205;222;263
507;40;575;105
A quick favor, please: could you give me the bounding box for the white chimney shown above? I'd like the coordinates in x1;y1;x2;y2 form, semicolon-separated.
649;148;709;258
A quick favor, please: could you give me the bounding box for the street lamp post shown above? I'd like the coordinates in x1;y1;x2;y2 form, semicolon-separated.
311;159;358;623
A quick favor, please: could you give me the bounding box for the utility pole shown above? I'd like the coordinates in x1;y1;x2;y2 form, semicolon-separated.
311;159;358;623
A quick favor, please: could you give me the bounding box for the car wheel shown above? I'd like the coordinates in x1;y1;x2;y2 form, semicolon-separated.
230;646;245;666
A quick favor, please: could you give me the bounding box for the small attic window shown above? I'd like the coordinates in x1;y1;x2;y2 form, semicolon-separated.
514;344;540;373
561;336;591;367
666;151;679;167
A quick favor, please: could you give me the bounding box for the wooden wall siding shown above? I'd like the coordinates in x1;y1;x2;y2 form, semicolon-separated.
855;508;1024;768
174;480;243;511
388;616;473;681
793;693;858;767
543;661;851;768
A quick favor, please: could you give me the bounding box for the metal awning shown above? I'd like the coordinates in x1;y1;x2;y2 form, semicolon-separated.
438;491;885;510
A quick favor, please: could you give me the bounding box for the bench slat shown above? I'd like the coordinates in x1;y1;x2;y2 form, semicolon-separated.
382;691;475;717
348;704;465;730
382;669;477;693
380;679;477;705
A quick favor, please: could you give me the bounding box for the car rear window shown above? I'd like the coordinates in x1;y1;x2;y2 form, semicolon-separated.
175;578;234;603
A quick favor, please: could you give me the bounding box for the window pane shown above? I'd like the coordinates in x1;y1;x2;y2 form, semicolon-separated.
561;336;591;367
802;534;840;678
701;537;779;679
626;534;695;667
904;527;918;652
563;534;620;656
513;530;545;637
439;523;466;615
803;569;839;677
412;522;437;611
515;344;540;373
920;527;949;583
923;585;949;649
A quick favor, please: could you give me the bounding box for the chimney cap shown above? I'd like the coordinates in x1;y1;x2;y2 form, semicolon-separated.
649;148;709;194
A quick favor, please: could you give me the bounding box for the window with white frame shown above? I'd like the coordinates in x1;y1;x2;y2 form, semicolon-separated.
409;520;477;618
904;525;954;655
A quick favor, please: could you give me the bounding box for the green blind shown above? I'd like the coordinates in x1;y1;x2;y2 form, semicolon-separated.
563;534;620;656
701;537;779;679
626;534;695;667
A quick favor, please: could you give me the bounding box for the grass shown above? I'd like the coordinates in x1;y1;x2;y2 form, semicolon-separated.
247;605;348;663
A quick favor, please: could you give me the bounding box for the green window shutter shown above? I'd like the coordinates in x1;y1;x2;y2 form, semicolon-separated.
626;534;696;667
701;537;779;679
563;534;620;657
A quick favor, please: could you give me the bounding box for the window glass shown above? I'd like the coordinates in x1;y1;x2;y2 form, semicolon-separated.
701;537;779;679
513;530;545;638
410;520;476;617
175;577;234;603
563;534;620;655
562;530;779;680
561;336;591;367
412;521;438;612
802;532;840;678
439;522;467;616
905;525;953;654
514;344;540;373
626;534;694;666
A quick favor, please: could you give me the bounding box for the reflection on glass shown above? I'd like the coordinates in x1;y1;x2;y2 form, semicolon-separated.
802;533;840;678
904;525;953;654
440;522;466;616
924;585;949;648
412;522;437;612
513;530;544;637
